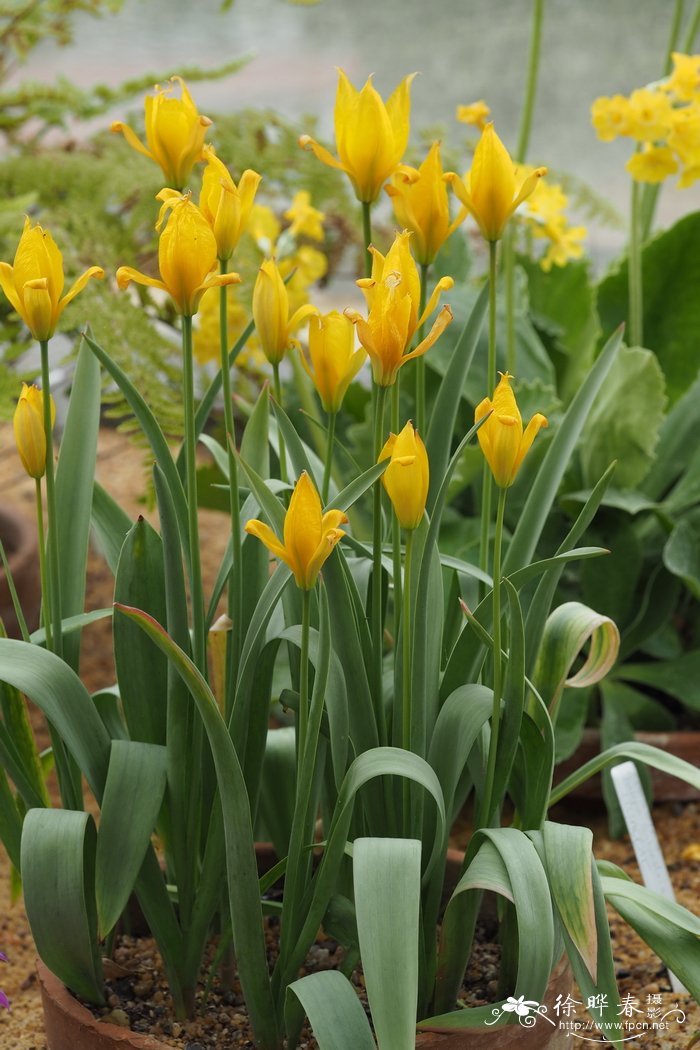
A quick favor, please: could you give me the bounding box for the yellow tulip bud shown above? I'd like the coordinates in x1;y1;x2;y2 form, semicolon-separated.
199;146;262;261
111;76;212;189
245;471;348;590
475;372;548;488
385;143;464;265
300;69;416;204
0;218;104;342
345;231;453;386
300;311;366;413
252;258;317;366
13;383;55;479
379;421;429;530
116;192;240;317
445;123;547;243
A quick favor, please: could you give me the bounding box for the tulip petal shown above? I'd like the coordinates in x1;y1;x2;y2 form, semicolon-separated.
0;262;22;316
320;509;349;532
244;519;289;567
59;266;105;314
284;472;323;585
511;412;549;481
298;135;348;176
111;121;155;163
303;528;346;589
418;275;454;327
400;304;454;366
510;167;548;218
116;266;168;294
288;303;318;334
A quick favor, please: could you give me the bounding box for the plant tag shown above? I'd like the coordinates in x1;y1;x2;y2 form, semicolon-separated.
610;761;686;994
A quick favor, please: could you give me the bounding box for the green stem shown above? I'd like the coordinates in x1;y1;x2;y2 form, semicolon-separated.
39;339;62;659
666;0;685;70
362;201;373;279
684;0;700;49
628;175;643;348
372;384;388;743
479;242;499;595
515;0;545;164
321;411;336;504
0;536;30;643
479;486;508;828
415;263;429;433
298;589;311;762
272;362;288;484
181;316;207;675
219;264;242;714
34;478;52;652
390;380;402;642
401;529;414;833
504;227;516;375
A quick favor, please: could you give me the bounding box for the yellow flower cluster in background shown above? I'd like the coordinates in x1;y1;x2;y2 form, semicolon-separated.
591;52;700;186
515;166;588;271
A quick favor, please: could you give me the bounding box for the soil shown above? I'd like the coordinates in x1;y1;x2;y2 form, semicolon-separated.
1;424;700;1048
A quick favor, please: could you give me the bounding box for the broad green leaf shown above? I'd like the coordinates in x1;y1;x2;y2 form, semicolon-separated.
580;346;666;489
21;809;103;1003
550;740;700;804
55;338;101;673
113;518;168;744
258;728;296;859
95;740;167;938
644;373;700;500
614;649;700;710
91;481;132;576
663;509;700;599
597;210;700;404
600;680;675;732
580;515;642;626
240;382;271;476
354;838;421;1050
286;971;375;1050
503;325;623;574
532;602;620;726
271;398;323;489
0;766;23;869
543;823;597;980
237;452;287;535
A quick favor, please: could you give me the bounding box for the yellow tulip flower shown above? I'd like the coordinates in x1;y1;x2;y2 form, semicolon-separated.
116;192;240;317
345;230;454;386
475;372;548;488
0;218;104;342
111;76;212;189
456;99;491;130
385;142;465;266
445;123;547;243
13;383;55;479
299;69;416;203
379;421;429;530
300;311;366;413
245;471;348;590
252;258;317;366
198;145;262;261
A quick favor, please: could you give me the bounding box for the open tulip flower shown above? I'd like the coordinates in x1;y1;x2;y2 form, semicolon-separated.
252;258;317;366
300;311;366;414
346;230;454;386
197;146;262;262
116;192;240;317
13;383;55;479
445;123;547;242
111;76;212;190
0;217;104;342
385;142;465;266
475;371;548;488
379;420;429;530
299;69;415;203
245;471;348;590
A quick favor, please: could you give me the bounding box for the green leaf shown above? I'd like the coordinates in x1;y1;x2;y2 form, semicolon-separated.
597;210;700;404
643;373;700;500
613;648;700;710
257;728;296;859
580;346;666;489
95;740;167;938
91;481;132;576
353;838;421;1050
286;971;375;1050
190;318;257;455
543;823;596;980
21;809;104;1003
55;338;101;671
550;740;700;805
663;508;700;598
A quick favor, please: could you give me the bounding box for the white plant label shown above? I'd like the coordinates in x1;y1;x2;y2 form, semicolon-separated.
610;761;686;994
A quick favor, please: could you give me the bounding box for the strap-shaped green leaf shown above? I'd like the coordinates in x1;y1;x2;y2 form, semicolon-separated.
550;740;700;804
96;740;167;938
532;601;620;725
354;837;422;1050
21;808;104;1004
542;822;597;980
286;970;376;1050
91;480;132;576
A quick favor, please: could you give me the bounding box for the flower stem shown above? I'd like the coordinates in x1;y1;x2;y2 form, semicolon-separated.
39;339;62;659
322;411;336;504
298;588;311;761
516;0;545;164
504;227;516;375
272;362;288;484
628;175;644;348
181;315;207;675
34;478;52;653
390;380;402;641
415;263;429;433
479;486;507;828
401;529;414;833
479;241;499;594
372;383;388;742
219;267;242;713
682;0;700;52
362;201;373;278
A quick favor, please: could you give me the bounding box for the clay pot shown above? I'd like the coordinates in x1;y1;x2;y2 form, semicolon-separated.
554;727;700;802
0;506;40;637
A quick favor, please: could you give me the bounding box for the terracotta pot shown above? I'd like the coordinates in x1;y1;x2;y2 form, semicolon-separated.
554;727;700;802
0;506;40;637
37;846;573;1049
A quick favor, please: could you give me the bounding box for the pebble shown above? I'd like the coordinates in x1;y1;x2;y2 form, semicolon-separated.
134;978;154;998
100;1008;130;1028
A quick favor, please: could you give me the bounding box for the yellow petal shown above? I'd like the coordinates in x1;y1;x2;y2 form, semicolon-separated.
511;412;548;481
58;266;105;315
116;265;168;295
284;472;323;585
110;121;155;163
244;518;290;568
